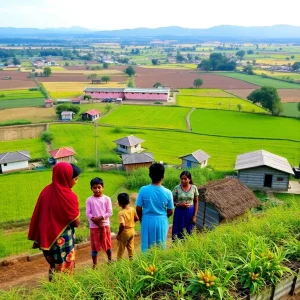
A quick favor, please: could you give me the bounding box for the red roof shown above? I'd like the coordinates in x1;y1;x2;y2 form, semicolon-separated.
85;109;100;116
45;99;53;103
49;147;76;159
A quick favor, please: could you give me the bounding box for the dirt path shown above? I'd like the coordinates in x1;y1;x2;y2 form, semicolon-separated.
186;108;196;131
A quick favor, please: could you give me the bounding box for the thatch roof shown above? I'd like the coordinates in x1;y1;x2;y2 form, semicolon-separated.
198;178;260;219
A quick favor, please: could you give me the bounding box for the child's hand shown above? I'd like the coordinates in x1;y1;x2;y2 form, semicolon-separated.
91;216;104;226
116;234;121;241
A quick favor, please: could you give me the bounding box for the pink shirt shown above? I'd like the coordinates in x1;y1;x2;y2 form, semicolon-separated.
86;195;113;228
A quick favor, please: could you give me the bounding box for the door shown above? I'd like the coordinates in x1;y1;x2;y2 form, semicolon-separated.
186;160;192;168
0;164;2;174
264;174;273;188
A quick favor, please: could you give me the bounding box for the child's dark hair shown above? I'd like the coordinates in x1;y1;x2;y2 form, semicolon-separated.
90;177;104;188
149;163;165;183
180;170;193;184
118;193;130;206
70;164;81;179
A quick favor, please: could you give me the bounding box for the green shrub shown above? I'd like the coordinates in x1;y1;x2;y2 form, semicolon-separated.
40;131;54;143
28;88;39;91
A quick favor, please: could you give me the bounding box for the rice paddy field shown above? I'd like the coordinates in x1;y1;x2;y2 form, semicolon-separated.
41;81;127;99
282;103;300;117
179;89;233;97
98;105;190;130
215;72;300;88
0;89;45;109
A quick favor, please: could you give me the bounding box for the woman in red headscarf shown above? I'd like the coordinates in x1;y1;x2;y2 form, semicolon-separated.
28;162;81;280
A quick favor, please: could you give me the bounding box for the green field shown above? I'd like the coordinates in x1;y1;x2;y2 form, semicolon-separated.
0;138;46;159
99;105;190;130
190;109;300;141
179;89;233;97
177;95;266;112
0;89;45;109
215;72;300;89
282;103;300;118
0;170;126;224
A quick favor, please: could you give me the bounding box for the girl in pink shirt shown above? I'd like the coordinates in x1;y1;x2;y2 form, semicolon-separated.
86;177;112;268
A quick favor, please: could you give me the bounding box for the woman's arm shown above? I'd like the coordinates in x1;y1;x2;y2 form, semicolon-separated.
192;196;199;224
136;206;143;222
72;217;80;227
167;208;173;218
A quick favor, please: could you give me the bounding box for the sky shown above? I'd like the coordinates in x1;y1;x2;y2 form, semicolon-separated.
0;0;300;30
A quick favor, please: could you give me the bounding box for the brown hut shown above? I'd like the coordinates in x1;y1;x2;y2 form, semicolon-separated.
196;178;260;230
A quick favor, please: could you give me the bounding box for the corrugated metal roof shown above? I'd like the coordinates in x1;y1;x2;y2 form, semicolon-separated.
84;109;100;116
0;151;30;164
84;88;125;92
114;135;145;147
124;88;170;94
122;152;154;165
49;147;76;159
235;149;294;175
180;149;210;163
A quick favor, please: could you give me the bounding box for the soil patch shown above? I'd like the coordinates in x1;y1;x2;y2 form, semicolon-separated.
0;71;37;89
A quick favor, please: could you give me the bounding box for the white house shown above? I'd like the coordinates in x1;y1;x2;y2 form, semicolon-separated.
0;150;30;174
180;149;210;169
114;135;145;154
61;111;75;121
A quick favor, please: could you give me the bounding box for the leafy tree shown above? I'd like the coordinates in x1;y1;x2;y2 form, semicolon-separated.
127;77;135;87
237;104;242;111
13;57;21;65
291;55;295;59
64;62;70;66
236;50;246;59
247;86;282;115
101;75;110;83
197;59;212;71
297;102;300;112
87;73;98;80
56;104;80;116
125;66;136;76
40;131;54;143
151;59;159;65
83;95;92;100
176;53;185;62
197;53;236;71
193;78;203;88
153;82;163;88
243;65;254;75
292;62;300;71
247;50;254;55
43;67;52;77
103;62;109;69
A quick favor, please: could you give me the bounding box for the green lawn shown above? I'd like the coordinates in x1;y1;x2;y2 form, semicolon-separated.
0;138;46;159
190;109;300;141
0;98;45;109
282;103;300;118
99;105;190;130
179;89;233;97
215;72;300;89
176;95;266;113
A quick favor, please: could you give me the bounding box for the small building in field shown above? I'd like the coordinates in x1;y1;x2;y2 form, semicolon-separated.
81;109;101;121
180;149;210;169
71;98;81;105
114;135;145;154
122;152;154;172
49;147;76;164
124;87;170;101
0;150;30;174
196;178;260;230
92;79;101;84
44;99;53;108
235;150;294;191
61;111;75;121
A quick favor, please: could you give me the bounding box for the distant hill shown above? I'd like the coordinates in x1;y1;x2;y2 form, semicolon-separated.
0;25;300;39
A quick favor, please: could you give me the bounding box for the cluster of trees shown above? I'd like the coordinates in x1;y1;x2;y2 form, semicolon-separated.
247;86;282;116
197;53;236;71
125;66;136;76
87;74;111;83
131;49;141;55
56;104;80;116
243;65;254;75
292;62;300;71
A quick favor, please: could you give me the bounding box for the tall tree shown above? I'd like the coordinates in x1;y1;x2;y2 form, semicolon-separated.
153;82;163;88
125;66;136;77
101;75;110;83
103;62;109;69
236;50;246;59
193;78;203;88
151;59;159;65
43;67;52;77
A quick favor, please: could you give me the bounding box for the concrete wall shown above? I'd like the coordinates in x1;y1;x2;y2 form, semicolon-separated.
0;161;28;173
117;144;141;154
0;124;47;141
238;166;290;191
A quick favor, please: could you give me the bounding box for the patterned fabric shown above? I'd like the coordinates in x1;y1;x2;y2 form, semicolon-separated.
90;226;112;252
43;226;75;274
172;184;199;205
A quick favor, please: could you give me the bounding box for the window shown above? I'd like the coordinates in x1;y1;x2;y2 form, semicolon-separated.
120;145;127;149
277;177;284;182
4;163;7;166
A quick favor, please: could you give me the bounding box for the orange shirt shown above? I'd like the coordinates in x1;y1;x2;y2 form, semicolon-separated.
118;207;138;228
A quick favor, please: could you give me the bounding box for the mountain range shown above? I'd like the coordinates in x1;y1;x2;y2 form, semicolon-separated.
0;25;300;39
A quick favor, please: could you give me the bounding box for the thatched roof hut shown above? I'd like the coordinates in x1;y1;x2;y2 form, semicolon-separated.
196;178;260;230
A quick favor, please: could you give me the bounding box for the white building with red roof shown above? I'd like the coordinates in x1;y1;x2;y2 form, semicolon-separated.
49;147;76;163
81;109;101;121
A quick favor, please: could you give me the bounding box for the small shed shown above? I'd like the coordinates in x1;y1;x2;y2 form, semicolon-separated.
49;147;76;163
71;98;81;104
121;152;154;172
196;178;260;230
235;150;294;191
180;149;210;169
57;99;71;104
92;79;101;84
0;150;30;174
81;109;101;121
44;99;53;108
114;135;145;154
61;111;75;121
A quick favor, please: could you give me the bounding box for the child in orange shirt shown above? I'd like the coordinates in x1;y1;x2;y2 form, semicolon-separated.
116;193;139;260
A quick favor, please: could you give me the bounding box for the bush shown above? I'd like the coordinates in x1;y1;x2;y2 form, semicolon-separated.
40;131;54;143
83;95;92;100
0;94;5;98
28;88;39;91
154;101;162;105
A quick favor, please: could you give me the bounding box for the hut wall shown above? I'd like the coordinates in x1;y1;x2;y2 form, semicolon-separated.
238;166;289;191
196;202;220;230
124;162;152;172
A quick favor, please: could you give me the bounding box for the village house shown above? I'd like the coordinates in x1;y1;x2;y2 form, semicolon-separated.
92;79;101;84
61;111;75;121
235;150;294;191
0;150;30;174
121;152;154;172
196;178;260;230
49;147;76;164
179;149;210;169
44;99;53;108
71;98;82;105
81;109;101;121
57;99;71;104
114;135;145;154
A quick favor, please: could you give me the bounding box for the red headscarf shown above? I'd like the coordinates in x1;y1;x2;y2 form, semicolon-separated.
28;162;80;250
